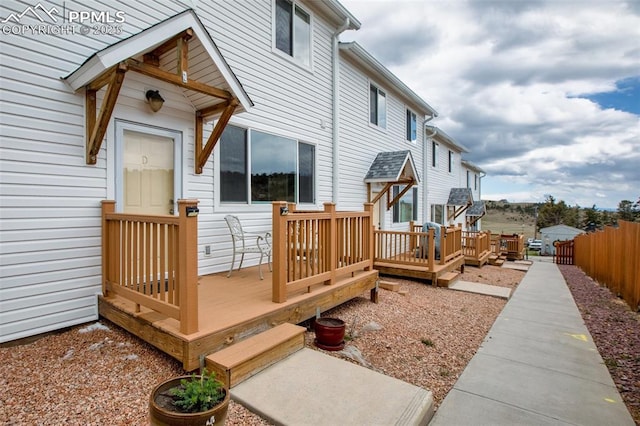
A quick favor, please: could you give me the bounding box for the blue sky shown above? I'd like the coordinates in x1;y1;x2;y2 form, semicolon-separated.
340;0;640;209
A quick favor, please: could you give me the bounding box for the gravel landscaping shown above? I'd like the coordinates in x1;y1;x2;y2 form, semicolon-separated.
0;263;576;425
559;264;640;425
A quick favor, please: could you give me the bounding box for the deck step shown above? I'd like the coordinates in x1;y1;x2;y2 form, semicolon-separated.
205;323;305;388
379;280;400;292
437;271;460;287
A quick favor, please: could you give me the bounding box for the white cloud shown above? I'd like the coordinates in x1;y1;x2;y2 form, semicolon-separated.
341;0;640;208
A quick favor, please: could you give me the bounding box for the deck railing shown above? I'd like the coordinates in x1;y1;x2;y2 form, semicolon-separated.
101;200;199;334
462;231;491;261
374;224;463;268
271;202;374;303
574;221;640;311
490;233;525;260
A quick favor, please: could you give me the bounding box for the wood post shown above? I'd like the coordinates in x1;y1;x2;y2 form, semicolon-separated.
364;203;374;271
177;199;199;334
101;200;116;297
272;202;287;303
324;202;337;286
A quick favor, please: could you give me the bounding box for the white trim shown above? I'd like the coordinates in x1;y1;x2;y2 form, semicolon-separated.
271;0;315;73
114;120;183;214
368;80;387;130
64;10;252;113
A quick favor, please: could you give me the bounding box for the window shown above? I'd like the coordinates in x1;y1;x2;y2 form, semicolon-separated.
392;186;418;223
474;174;478;190
220;125;315;204
275;0;311;66
369;84;386;128
466;170;471;188
448;150;453;173
431;141;438;167
406;109;417;142
431;204;444;225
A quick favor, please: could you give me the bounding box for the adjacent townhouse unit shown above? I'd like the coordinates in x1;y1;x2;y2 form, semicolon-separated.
0;0;486;354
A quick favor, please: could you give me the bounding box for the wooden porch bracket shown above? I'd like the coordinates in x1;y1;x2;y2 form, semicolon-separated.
447;202;472;222
368;178;415;211
195;100;238;174
143;28;193;67
86;62;127;164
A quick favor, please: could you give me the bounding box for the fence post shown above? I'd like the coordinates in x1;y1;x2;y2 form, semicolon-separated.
101;200;116;297
428;228;435;271
272;202;288;303
177;199;199;334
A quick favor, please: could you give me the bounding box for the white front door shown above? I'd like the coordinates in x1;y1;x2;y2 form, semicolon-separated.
116;122;182;214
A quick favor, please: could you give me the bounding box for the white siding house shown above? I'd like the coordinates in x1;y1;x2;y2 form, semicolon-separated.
337;42;437;230
461;160;485;230
0;0;361;343
424;125;471;229
0;0;486;344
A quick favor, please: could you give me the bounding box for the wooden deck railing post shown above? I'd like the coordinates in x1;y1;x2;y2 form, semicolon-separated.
325;202;337;286
272;202;287;303
364;203;374;270
177;199;199;334
101;200;116;297
428;228;435;271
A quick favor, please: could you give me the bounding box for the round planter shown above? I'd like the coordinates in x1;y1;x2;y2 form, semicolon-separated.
149;376;230;426
314;317;346;351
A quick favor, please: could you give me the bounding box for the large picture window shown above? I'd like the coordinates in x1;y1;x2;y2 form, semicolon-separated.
220;125;315;204
369;83;386;128
275;0;311;66
392;186;418;223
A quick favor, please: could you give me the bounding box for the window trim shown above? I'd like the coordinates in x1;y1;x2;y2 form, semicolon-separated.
406;108;417;143
431;141;439;168
430;203;445;225
392;185;418;223
272;0;314;70
369;82;387;130
216;123;317;209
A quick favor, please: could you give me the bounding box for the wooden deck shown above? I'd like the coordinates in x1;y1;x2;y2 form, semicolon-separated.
374;254;465;286
99;265;378;371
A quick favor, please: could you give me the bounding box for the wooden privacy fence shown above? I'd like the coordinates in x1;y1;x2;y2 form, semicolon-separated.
574;220;640;311
102;200;199;334
374;224;463;268
271;202;374;303
554;240;574;265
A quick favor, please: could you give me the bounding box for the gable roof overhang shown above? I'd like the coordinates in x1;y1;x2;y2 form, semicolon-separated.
364;150;420;210
447;187;473;221
461;160;485;174
466;201;486;227
315;0;361;30
339;42;437;117
64;10;252;173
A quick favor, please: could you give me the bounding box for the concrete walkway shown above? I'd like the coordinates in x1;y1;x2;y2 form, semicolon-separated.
232;348;434;425
431;260;635;425
448;280;512;299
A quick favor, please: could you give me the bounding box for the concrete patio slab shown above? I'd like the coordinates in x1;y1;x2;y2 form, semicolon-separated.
448;280;511;299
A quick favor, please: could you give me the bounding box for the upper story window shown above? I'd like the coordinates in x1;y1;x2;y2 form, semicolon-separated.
369;83;386;128
466;170;471;188
392;186;418;223
220;124;315;204
406;109;417;142
448;150;453;173
431;141;439;167
275;0;311;66
474;174;478;190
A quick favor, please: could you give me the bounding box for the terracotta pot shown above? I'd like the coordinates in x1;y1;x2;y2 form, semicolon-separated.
149;376;230;426
314;317;346;351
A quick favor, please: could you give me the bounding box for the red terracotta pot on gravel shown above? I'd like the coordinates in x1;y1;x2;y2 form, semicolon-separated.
314;317;346;351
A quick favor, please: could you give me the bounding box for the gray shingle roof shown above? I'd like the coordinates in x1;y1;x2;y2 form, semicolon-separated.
447;188;473;206
466;201;486;217
364;150;419;183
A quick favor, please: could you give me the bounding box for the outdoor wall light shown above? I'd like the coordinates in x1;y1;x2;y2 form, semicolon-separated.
145;89;165;112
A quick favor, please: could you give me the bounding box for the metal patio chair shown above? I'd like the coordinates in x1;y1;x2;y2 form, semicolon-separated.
224;215;272;280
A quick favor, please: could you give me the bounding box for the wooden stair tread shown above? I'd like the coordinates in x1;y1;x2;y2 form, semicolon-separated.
379;280;400;292
439;271;459;280
206;323;305;388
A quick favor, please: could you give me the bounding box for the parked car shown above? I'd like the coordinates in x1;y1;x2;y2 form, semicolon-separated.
526;238;534;246
529;239;542;250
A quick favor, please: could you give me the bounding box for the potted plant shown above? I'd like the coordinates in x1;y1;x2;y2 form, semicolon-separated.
149;369;230;426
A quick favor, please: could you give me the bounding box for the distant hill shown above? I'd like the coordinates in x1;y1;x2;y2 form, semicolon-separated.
481;200;538;238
